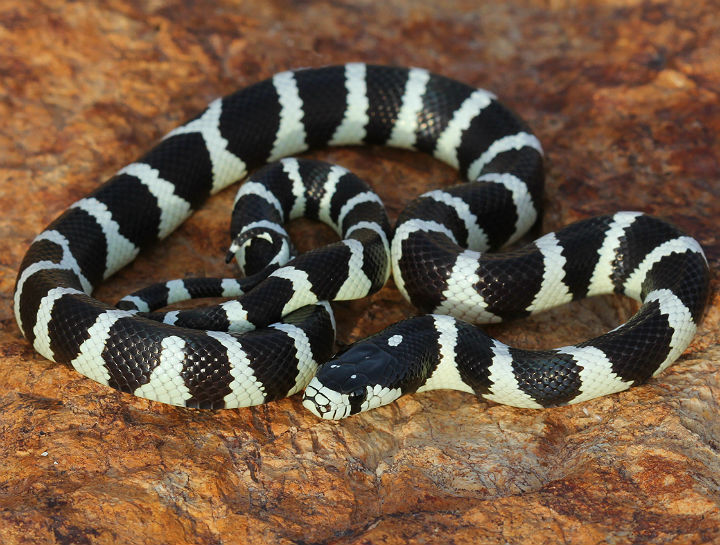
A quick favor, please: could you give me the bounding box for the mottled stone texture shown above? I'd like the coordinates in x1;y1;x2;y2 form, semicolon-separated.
1;1;719;543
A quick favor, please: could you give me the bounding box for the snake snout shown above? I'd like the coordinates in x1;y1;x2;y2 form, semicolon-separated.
302;380;352;420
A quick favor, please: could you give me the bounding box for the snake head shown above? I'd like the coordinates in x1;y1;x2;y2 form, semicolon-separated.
302;342;404;420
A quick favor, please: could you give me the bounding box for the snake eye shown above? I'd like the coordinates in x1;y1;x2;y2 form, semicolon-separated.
348;388;366;402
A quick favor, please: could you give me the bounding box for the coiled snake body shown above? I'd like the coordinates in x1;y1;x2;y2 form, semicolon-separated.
13;64;709;419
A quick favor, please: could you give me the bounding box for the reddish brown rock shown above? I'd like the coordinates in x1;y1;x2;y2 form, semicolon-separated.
1;1;719;544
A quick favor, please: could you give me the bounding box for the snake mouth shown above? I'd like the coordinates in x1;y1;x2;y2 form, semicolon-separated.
302;377;406;419
302;381;352;420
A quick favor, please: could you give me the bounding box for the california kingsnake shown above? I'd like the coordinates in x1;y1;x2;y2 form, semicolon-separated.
13;64;710;418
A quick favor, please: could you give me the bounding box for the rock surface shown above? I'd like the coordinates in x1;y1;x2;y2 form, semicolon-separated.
1;1;719;543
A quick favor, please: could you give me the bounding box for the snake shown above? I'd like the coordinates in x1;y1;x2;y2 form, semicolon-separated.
13;63;710;419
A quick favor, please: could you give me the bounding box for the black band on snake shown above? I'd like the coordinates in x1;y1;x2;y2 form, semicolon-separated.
13;64;710;419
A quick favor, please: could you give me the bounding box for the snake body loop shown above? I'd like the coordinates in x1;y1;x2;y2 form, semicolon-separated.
13;64;709;416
